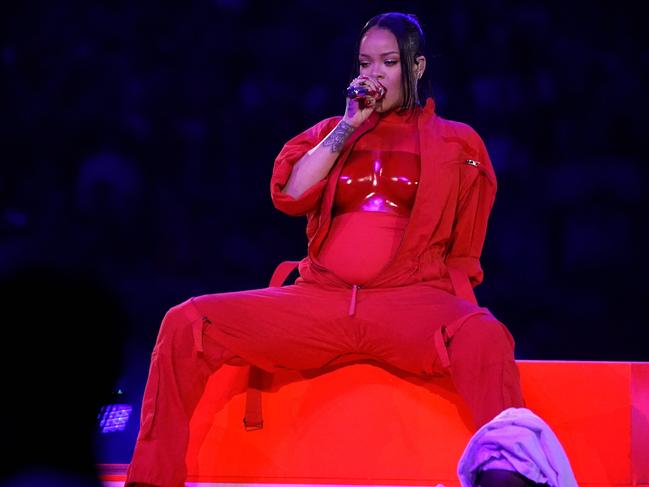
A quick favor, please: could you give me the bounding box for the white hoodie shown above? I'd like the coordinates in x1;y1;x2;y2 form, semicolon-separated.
457;407;578;487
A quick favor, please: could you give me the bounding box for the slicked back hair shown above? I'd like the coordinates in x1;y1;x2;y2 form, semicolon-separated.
353;12;427;112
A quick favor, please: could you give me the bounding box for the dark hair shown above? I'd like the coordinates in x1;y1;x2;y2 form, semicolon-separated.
354;12;427;112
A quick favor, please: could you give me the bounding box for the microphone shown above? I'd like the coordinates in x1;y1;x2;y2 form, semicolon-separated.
345;84;385;100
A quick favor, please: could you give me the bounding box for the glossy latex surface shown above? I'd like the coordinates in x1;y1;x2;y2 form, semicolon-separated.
334;149;420;217
333;108;421;217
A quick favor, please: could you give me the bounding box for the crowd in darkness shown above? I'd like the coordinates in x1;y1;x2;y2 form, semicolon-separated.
1;0;648;466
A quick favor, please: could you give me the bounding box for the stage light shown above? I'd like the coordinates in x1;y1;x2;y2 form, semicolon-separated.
98;401;133;434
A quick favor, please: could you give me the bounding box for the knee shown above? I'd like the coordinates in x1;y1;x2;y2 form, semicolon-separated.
155;299;198;352
449;315;515;363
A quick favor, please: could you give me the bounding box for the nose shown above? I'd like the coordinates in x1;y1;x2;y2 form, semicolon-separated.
369;64;384;80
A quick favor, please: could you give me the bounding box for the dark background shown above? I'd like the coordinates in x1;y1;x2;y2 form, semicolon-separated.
2;0;648;466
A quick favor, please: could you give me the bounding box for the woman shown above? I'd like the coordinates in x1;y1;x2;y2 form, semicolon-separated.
126;12;568;487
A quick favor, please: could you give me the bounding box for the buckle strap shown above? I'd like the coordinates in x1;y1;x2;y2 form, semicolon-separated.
243;260;299;431
269;260;300;287
184;299;207;355
434;310;490;368
243;366;265;431
448;267;478;305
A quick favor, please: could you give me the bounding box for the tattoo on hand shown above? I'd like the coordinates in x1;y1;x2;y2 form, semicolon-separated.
322;121;355;153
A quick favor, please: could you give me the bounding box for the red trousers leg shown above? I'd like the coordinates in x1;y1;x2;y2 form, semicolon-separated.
125;283;525;486
125;300;238;487
446;314;525;428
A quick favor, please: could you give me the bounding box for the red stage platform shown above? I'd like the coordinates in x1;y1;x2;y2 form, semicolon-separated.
100;360;649;486
167;359;648;487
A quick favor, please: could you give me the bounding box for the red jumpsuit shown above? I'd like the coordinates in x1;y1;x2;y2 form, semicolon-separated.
125;98;524;487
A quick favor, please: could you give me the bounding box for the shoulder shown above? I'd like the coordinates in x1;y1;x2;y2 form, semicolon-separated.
429;116;496;186
419;99;483;145
431;116;486;150
428;115;491;162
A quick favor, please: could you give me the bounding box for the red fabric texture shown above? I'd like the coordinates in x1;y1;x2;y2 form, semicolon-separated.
332;107;420;216
126;287;523;487
318;212;408;285
270;98;496;293
126;98;524;487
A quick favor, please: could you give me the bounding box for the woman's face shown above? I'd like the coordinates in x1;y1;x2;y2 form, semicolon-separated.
358;27;404;113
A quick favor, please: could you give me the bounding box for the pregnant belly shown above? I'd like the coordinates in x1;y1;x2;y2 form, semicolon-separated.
317;211;408;285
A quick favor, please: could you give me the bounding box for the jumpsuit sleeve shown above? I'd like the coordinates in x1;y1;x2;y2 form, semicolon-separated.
270;116;342;217
445;128;498;288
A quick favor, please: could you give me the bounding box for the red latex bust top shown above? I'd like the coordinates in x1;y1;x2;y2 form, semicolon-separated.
333;108;421;217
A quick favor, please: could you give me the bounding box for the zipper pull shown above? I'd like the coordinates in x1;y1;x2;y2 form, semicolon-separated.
348;284;360;317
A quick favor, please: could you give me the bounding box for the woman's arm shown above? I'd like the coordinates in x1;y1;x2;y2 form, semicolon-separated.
280;120;356;199
281;75;383;199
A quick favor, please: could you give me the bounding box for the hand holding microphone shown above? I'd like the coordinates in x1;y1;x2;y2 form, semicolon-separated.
346;84;386;101
343;76;385;127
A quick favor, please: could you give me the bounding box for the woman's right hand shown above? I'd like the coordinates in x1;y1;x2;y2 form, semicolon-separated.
342;76;384;128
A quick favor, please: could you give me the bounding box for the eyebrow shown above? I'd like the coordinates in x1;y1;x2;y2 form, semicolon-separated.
359;51;400;57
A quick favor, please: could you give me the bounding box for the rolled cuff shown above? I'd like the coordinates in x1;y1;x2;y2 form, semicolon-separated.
271;175;327;216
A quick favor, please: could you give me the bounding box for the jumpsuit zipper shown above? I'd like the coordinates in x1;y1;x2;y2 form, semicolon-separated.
309;259;362;317
348;284;360;316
